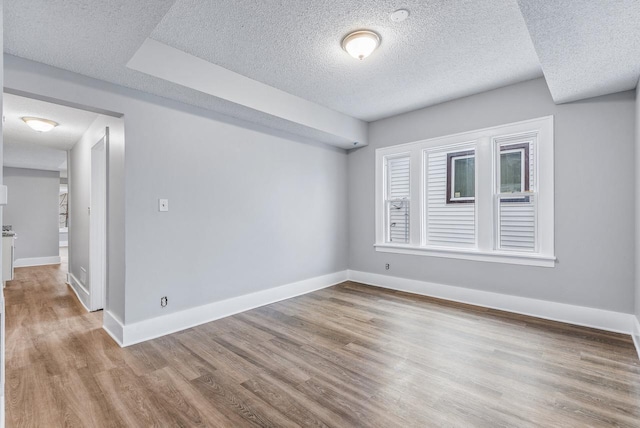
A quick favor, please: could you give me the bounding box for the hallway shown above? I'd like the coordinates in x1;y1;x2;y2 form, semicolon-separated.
3;262;106;425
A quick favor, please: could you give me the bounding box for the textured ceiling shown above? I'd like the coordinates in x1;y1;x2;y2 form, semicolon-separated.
3;0;358;146
4;0;638;140
517;0;640;103
152;0;542;121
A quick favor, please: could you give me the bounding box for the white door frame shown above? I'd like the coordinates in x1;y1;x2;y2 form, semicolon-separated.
89;129;108;311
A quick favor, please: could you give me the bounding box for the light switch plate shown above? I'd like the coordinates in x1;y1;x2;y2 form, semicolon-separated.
159;198;169;212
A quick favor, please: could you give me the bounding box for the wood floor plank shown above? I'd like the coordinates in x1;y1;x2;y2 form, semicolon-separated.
146;335;218;381
4;263;640;427
6;362;64;427
94;367;173;426
191;369;300;428
140;366;236;427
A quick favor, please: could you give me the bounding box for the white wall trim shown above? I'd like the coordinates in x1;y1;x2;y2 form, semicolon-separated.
66;272;90;312
59;241;68;247
111;270;348;347
103;310;124;347
375;244;556;267
348;270;635;335
14;256;61;267
632;316;640;360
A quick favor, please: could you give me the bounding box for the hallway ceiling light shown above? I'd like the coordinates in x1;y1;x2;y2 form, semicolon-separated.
342;30;380;60
21;117;59;132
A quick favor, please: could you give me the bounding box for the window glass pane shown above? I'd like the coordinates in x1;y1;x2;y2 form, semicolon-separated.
501;151;522;193
385;155;410;244
430;149;476;248
387;200;410;243
453;157;474;198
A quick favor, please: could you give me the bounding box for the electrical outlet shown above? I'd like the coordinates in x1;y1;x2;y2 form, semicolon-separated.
385;263;390;270
161;296;168;308
159;199;169;212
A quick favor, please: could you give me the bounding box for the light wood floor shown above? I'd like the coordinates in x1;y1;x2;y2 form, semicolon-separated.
4;262;640;427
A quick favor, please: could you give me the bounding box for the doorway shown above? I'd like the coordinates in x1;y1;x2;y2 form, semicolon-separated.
2;91;118;314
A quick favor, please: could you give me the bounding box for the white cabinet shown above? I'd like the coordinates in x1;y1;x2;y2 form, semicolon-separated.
2;236;15;283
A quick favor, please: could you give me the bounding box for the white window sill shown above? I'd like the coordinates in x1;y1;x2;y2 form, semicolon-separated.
374;244;556;267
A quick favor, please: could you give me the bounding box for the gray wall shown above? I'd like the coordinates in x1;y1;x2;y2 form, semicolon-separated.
3;167;60;261
123;105;347;324
68;114;125;317
350;78;636;314
636;82;640;324
1;0;4;279
5;55;348;325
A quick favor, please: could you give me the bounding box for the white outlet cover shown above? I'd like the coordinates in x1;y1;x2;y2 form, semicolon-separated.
159;198;169;212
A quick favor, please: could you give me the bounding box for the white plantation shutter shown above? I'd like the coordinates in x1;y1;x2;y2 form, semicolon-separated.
385;156;410;243
426;149;476;247
498;198;536;250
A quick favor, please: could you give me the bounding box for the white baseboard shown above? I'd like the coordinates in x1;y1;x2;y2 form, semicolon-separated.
103;310;124;346
347;270;635;335
633;316;640;360
66;272;90;312
14;256;61;267
111;270;348;347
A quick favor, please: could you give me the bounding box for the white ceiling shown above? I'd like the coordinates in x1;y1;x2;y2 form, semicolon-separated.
150;0;542;121
4;1;640;142
3;93;99;172
517;0;640;103
3;93;99;150
3;0;356;146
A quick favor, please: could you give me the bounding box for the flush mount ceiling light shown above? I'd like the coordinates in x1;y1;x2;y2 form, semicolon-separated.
21;117;59;132
342;30;381;60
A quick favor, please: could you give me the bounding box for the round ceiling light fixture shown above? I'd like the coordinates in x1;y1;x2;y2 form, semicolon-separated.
21;117;59;133
342;30;381;60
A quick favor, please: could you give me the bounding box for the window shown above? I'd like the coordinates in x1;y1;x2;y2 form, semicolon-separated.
499;143;530;203
59;184;69;229
496;139;535;251
447;150;475;204
384;155;410;244
375;116;554;267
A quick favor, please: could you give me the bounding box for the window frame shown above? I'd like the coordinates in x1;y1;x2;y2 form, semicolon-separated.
498;142;530;203
383;153;411;245
374;116;555;267
446;150;476;204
